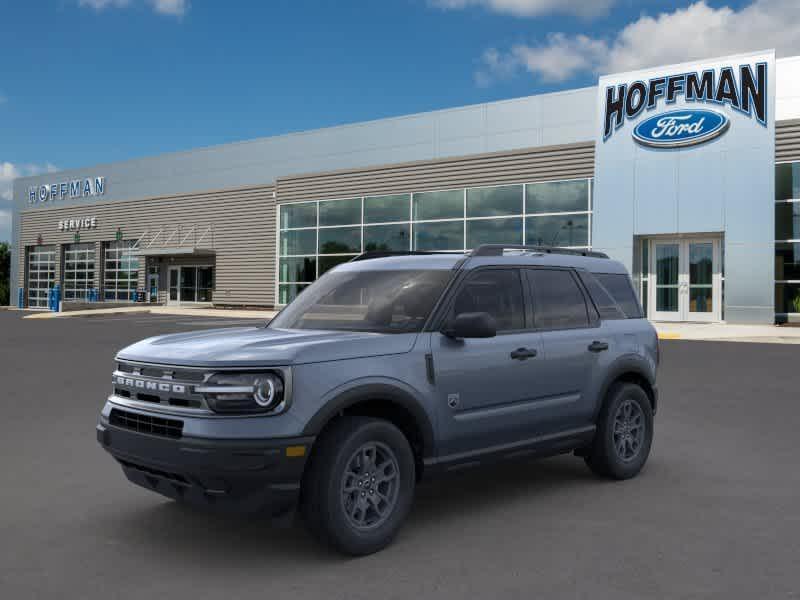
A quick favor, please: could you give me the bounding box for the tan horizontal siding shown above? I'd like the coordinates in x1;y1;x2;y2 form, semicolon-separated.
777;120;800;163
18;185;277;308
275;142;595;203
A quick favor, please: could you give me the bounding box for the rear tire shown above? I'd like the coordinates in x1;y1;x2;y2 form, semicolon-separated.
585;383;653;480
301;416;415;556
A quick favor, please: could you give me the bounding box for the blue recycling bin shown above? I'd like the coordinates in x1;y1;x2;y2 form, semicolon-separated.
48;285;61;312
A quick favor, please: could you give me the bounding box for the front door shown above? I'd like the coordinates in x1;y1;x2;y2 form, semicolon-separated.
430;268;546;457
650;238;721;322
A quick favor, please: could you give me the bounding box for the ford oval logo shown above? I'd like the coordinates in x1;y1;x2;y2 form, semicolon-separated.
632;109;730;149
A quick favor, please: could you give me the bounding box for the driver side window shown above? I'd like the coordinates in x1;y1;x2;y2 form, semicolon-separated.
451;269;525;332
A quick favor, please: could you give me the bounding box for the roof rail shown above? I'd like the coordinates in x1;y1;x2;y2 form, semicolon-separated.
349;250;461;262
471;244;609;259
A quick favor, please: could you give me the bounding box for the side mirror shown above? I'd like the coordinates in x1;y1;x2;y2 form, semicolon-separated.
444;312;497;339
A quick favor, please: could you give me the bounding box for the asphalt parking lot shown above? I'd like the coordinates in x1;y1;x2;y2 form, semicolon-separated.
1;310;799;600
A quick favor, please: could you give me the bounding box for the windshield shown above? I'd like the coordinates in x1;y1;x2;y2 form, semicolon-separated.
269;269;452;333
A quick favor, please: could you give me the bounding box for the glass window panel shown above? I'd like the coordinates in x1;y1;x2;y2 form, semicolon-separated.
689;288;713;313
642;280;648;316
657;287;679;312
578;271;625;320
280;202;317;229
656;244;679;285
319;198;361;226
776;163;800;201
364;194;410;224
595;273;644;319
775;243;800;280
528;269;589;329
689;243;713;286
451;269;525;331
525;214;589;247
413;221;464;251
466;185;523;217
279;257;316;282
776;282;800;313
466;217;522;248
413;189;463;221
318;226;361;254
364;224;410;252
272;270;451;333
319;255;354;276
775;202;800;240
526;180;589;214
280;229;316;256
279;283;310;305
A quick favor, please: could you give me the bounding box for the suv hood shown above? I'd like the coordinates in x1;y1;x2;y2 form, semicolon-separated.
116;326;418;368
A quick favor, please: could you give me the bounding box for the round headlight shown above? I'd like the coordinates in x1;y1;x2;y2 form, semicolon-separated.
254;377;276;407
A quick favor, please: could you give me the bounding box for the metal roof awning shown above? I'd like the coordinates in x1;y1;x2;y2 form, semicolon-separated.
132;247;216;257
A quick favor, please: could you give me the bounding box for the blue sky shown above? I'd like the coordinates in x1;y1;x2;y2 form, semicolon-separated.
1;0;798;241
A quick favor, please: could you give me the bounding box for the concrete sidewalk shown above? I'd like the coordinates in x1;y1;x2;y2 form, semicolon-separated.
653;321;800;343
22;306;277;320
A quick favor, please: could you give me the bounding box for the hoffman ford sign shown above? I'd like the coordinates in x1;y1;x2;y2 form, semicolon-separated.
28;176;105;205
602;62;767;148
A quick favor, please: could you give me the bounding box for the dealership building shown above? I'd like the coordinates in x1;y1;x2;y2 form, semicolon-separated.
8;49;800;324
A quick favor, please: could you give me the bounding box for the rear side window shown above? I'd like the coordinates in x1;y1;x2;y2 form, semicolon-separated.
594;273;644;318
527;269;589;330
578;271;626;320
451;269;525;332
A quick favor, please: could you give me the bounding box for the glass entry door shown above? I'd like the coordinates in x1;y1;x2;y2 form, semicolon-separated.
649;238;721;322
167;265;214;305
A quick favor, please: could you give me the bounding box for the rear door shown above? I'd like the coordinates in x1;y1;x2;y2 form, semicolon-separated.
524;268;609;431
430;268;547;457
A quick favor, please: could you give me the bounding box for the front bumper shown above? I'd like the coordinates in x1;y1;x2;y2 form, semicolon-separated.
97;416;314;516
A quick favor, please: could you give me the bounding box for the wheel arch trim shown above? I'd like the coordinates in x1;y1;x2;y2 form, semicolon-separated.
596;355;657;417
302;380;436;459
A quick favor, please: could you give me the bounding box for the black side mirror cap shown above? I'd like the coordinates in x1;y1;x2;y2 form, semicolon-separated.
443;312;497;339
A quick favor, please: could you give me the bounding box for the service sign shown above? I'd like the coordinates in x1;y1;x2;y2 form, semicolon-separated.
58;216;97;232
600;56;770;150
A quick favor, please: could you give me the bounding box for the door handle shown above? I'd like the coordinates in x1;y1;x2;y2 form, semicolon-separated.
588;341;609;352
510;347;538;360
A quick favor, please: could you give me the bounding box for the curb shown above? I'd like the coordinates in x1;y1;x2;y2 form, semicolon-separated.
657;332;682;340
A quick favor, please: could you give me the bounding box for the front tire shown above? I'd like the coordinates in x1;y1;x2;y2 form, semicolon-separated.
301;416;416;555
585;382;653;480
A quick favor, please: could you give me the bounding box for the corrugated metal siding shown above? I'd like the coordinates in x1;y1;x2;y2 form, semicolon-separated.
274;142;595;202
18;185;276;307
776;120;800;163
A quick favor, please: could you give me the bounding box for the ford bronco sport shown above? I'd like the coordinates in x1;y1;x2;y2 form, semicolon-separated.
97;244;658;555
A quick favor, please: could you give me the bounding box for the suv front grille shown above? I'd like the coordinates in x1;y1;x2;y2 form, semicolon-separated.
112;361;209;411
109;408;184;439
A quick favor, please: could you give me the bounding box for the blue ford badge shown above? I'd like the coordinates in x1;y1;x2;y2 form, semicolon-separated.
632;109;730;149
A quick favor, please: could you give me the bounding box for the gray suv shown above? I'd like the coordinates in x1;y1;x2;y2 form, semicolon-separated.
97;244;658;555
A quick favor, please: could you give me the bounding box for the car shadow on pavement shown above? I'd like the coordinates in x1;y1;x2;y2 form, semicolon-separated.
102;454;606;564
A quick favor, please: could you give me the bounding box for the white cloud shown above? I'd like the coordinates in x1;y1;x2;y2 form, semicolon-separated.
430;0;614;18
77;0;188;17
0;162;58;243
149;0;189;17
476;0;800;84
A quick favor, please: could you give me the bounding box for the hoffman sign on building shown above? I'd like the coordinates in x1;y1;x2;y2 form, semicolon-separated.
8;49;800;324
28;176;105;204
